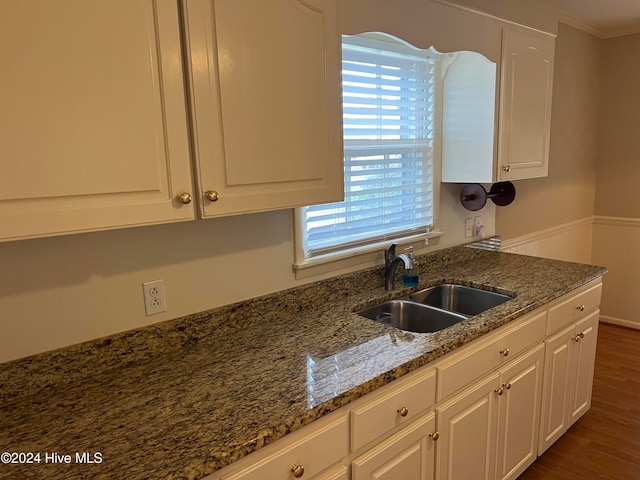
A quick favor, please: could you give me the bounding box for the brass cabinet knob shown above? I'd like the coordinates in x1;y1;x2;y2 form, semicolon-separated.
500;348;510;357
505;382;512;390
290;464;305;478
177;192;192;205
397;406;409;417
502;165;511;172
429;431;440;441
576;304;586;312
574;332;585;342
495;386;504;396
204;190;219;202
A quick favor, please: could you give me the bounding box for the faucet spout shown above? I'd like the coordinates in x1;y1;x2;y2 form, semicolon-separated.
384;244;413;291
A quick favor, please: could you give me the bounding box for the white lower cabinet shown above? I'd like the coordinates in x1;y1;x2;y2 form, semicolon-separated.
213;413;348;480
206;280;602;480
434;343;544;480
495;344;544;480
350;369;436;452
568;312;599;424
352;413;437;480
436;371;500;480
315;465;350;480
538;310;600;454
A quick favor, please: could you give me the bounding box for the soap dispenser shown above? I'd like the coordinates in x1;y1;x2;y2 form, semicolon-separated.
402;246;419;287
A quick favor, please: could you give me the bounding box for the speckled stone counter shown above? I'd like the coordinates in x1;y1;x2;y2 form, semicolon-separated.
0;246;606;480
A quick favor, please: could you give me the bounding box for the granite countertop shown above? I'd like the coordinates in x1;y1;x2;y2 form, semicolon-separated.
0;246;606;480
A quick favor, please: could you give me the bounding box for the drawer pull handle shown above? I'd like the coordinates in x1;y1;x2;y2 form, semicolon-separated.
429;431;440;441
495;386;504;396
290;464;305;478
397;406;409;417
574;332;585;342
500;348;510;357
577;304;585;312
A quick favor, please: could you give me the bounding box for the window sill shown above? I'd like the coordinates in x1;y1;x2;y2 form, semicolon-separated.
292;231;445;280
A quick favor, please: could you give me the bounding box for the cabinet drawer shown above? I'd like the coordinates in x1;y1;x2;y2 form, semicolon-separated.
352;411;436;479
437;310;547;401
547;281;602;334
351;368;436;452
222;414;348;480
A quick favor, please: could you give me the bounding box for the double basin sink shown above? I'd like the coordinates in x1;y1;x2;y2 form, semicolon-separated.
358;284;513;334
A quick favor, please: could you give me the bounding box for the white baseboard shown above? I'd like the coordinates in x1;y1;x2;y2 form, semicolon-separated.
599;315;640;330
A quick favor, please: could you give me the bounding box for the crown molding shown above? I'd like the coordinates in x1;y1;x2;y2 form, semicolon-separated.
559;10;640;38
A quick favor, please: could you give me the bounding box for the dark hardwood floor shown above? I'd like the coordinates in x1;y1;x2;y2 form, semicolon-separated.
518;322;640;479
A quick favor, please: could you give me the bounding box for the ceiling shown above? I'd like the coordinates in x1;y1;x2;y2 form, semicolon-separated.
558;0;640;37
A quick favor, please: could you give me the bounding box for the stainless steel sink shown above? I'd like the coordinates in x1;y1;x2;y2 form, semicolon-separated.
409;284;512;316
357;299;468;333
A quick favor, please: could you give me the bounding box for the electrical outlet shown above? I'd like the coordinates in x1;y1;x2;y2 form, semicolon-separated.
465;218;473;238
143;280;167;316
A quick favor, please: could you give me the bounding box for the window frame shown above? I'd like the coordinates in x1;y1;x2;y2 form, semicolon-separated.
293;33;444;277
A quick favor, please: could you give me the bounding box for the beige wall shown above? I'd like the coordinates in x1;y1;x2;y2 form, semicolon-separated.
496;23;602;240
594;33;640;218
591;33;640;328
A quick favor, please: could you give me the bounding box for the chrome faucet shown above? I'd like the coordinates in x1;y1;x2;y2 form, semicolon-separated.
384;243;413;291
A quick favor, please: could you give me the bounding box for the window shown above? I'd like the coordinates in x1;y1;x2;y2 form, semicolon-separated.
296;34;437;265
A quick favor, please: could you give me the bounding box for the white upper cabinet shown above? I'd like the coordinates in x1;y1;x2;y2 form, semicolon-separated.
1;0;342;242
497;26;555;181
182;0;344;218
0;0;555;242
439;20;555;183
0;0;196;242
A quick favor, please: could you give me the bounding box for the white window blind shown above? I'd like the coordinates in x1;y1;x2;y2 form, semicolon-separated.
301;35;436;259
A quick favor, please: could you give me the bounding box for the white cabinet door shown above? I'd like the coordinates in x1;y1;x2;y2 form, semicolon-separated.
538;310;599;454
538;323;574;454
183;0;343;217
435;372;500;480
352;412;436;480
495;344;544;480
498;26;554;180
568;311;599;425
0;0;195;242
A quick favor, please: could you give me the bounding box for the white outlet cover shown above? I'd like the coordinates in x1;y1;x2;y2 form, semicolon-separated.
143;279;167;316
